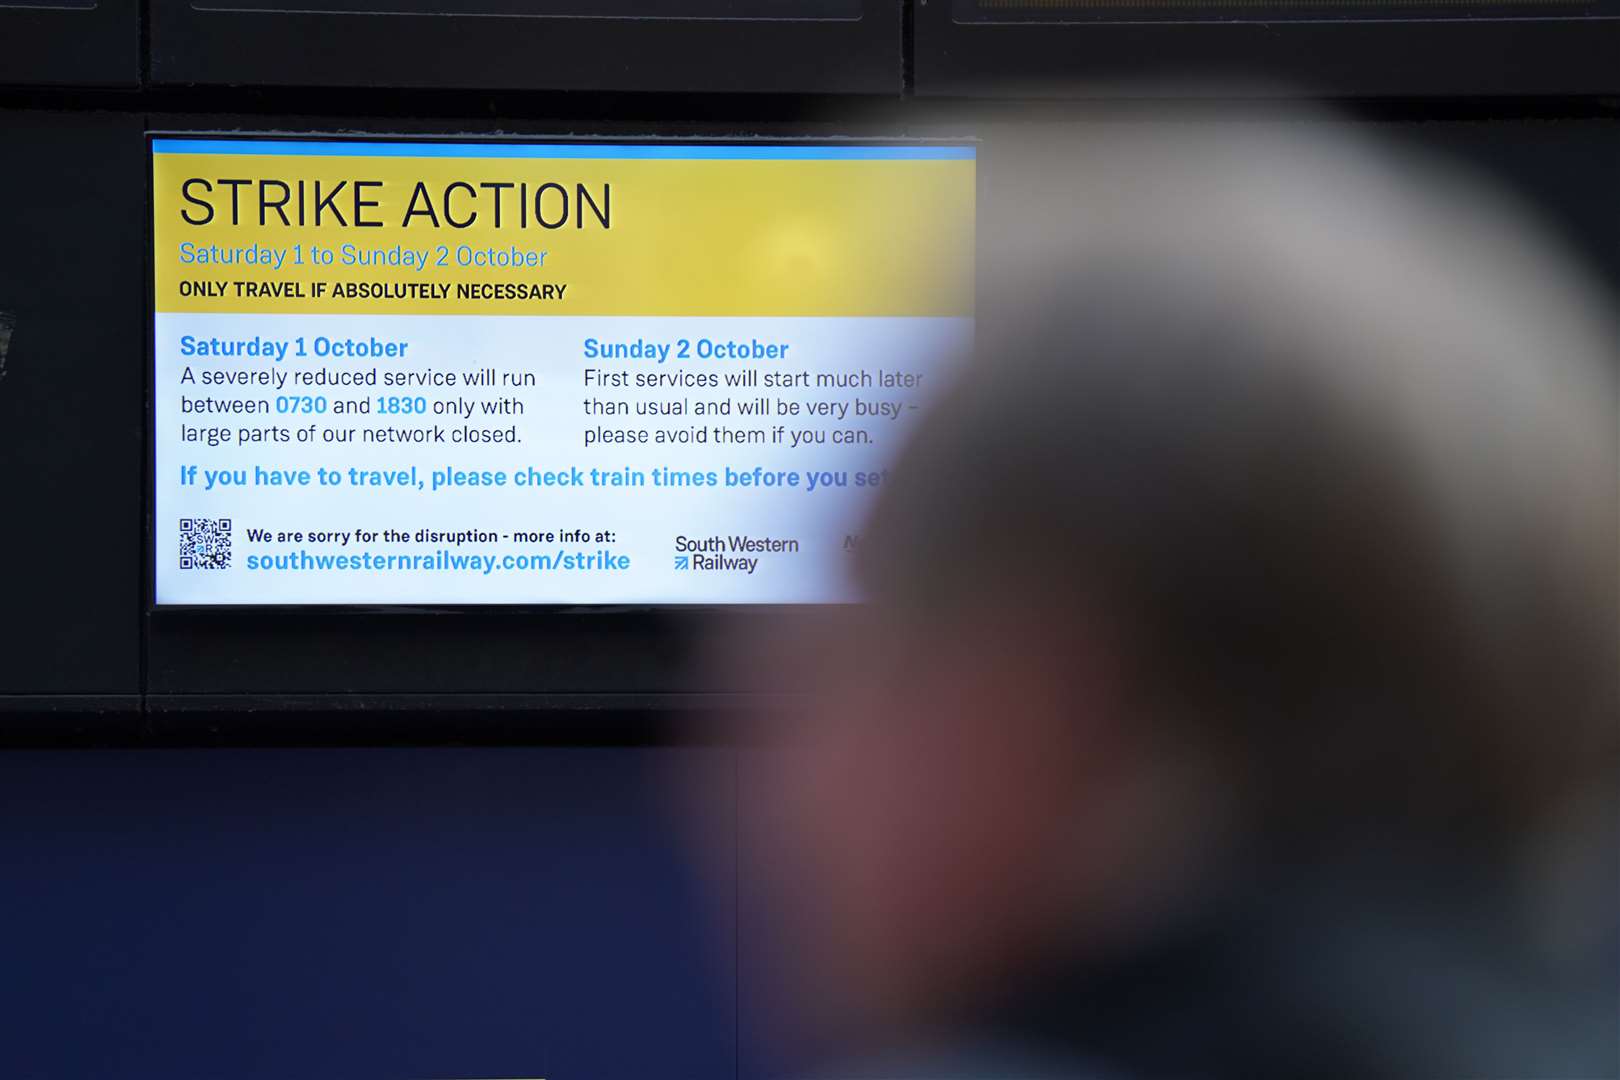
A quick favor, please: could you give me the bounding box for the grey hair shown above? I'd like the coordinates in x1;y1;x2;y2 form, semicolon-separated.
859;124;1618;846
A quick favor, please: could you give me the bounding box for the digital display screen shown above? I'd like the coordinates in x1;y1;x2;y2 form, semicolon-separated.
151;137;975;606
193;1;860;17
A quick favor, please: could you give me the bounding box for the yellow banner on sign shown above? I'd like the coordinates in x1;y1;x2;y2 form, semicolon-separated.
152;145;976;317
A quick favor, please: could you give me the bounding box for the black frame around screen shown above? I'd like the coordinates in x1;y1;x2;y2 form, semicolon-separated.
140;128;977;726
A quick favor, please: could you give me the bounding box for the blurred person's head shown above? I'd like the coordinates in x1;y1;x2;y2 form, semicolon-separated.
724;122;1617;1078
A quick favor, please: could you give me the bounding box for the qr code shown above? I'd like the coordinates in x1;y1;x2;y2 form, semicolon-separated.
179;517;232;570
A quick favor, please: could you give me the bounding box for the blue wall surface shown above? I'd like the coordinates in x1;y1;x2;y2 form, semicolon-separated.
0;748;737;1080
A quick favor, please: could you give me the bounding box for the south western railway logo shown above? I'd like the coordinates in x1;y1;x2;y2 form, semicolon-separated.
674;534;801;575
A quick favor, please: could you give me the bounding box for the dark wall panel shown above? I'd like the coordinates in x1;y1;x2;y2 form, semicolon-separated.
149;0;902;94
914;6;1620;99
0;2;139;87
0;112;143;706
1409;121;1620;297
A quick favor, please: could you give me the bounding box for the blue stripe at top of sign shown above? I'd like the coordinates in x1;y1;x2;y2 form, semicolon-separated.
150;139;974;161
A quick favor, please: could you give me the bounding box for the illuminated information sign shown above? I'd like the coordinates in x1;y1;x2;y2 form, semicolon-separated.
151;137;975;604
